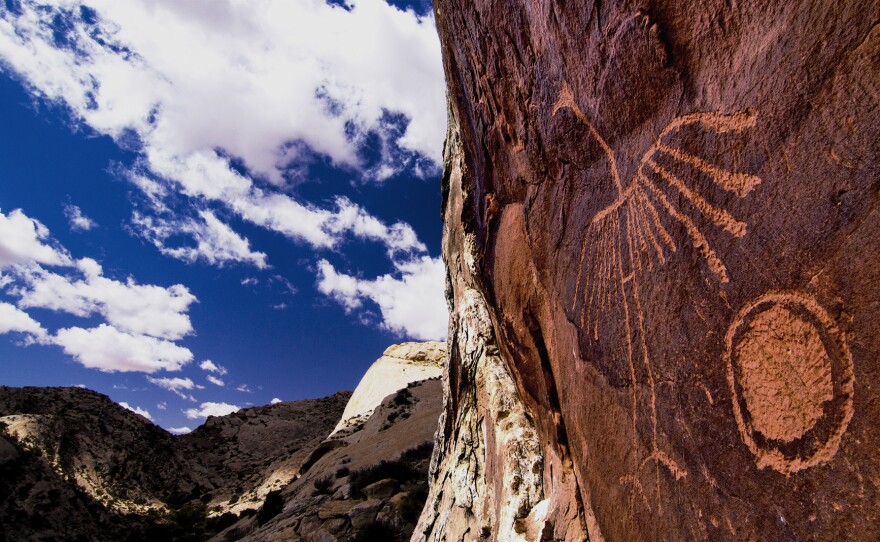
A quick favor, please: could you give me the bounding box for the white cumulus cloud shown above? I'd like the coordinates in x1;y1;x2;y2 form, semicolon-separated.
0;209;71;268
0;0;444;173
146;376;202;400
184;401;240;420
199;360;227;375
54;324;193;373
270;397;282;405
0;301;46;338
132;210;268;269
317;255;447;341
0;208;201;374
168;426;192;435
63;204;97;232
0;1;449;341
10;258;197;340
206;375;224;387
119;401;153;421
0;0;444;267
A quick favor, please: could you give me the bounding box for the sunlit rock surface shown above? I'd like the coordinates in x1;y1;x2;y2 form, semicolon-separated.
331;341;445;438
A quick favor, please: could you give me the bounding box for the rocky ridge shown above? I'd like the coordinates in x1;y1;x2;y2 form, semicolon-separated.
331;341;444;437
0;341;445;542
216;343;446;542
0;385;348;541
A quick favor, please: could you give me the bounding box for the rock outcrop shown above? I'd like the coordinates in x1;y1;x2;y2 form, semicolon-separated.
0;341;446;542
332;342;445;437
223;342;446;542
423;1;880;541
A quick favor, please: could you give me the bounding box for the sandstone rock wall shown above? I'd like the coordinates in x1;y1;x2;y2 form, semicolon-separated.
413;108;589;542
426;1;880;540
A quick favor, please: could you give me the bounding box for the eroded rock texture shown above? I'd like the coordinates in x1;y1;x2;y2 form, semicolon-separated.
425;1;880;540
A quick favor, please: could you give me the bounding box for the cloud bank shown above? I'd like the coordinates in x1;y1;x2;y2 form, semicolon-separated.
317;255;447;340
0;208;197;373
0;0;448;340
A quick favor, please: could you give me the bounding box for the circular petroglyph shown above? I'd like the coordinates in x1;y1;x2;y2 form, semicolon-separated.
725;291;854;474
734;304;833;441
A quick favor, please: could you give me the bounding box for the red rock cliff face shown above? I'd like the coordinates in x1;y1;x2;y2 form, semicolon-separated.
421;1;880;541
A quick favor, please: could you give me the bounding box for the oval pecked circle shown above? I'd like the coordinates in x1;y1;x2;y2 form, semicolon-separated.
733;303;833;442
725;291;854;474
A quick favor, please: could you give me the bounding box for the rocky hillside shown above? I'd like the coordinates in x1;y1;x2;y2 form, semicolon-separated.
0;386;348;541
0;386;211;515
0;341;445;542
422;1;879;541
212;343;446;542
215;378;442;542
180;392;351;516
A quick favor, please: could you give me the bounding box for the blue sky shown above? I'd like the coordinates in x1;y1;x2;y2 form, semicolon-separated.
0;0;446;432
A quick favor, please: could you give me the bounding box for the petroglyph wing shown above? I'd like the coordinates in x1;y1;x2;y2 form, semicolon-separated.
569;109;763;331
625;111;762;284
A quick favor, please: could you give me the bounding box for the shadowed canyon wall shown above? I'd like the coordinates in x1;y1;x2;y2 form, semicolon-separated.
419;1;880;540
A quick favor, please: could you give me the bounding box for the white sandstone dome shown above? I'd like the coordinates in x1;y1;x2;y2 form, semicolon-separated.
331;341;445;437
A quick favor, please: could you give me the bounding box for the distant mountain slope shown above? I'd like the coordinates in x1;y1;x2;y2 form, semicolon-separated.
0;386;209;513
0;341;446;542
180;392;352;515
0;386;350;541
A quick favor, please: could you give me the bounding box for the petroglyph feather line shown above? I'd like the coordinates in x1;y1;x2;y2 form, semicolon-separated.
657;144;762;197
638;172;731;284
646;159;748;238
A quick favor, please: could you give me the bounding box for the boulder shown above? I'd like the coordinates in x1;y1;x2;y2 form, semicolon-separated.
306;528;336;542
347;499;384;529
323;517;348;535
362;478;398;500
317;499;361;520
386;490;414;510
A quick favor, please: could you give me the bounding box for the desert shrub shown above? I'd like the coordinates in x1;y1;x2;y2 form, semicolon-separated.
335;466;350;478
256;490;283;525
207;511;239;532
173;500;208;529
399;441;433;463
312;474;334;495
346;442;434;499
391;389;412;407
348;460;417;498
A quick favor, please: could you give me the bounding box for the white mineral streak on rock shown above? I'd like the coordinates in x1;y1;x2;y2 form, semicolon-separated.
330;341;445;437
